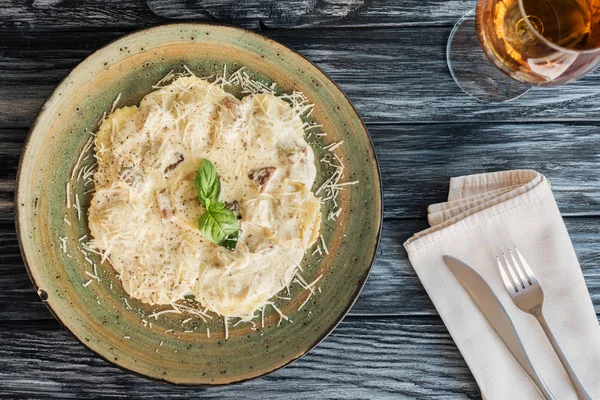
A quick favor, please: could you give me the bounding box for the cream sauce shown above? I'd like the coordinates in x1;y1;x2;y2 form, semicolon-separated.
88;76;321;319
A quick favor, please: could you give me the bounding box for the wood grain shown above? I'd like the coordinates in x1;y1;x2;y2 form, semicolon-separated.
0;0;474;31
0;130;21;220
3;29;600;128
0;317;481;399
0;0;165;31
3;217;600;321
146;0;475;29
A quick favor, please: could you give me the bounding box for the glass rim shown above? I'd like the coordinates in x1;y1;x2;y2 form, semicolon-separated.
518;0;600;54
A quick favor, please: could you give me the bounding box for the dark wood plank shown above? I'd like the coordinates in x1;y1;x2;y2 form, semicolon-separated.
0;86;54;129
0;0;474;31
3;29;600;128
0;317;481;399
374;122;600;218
3;217;600;321
0;129;21;220
3;123;600;223
0;0;165;31
146;0;473;28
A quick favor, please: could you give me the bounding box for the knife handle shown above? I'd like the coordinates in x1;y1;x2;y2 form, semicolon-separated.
523;364;555;400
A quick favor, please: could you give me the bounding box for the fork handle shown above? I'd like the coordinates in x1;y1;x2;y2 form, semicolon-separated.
534;312;592;400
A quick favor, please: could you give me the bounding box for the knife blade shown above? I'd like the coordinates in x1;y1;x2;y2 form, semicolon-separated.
443;255;555;400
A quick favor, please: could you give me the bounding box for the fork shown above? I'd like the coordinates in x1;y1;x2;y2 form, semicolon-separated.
497;248;592;400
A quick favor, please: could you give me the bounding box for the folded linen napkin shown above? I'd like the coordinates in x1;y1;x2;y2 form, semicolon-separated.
404;170;600;400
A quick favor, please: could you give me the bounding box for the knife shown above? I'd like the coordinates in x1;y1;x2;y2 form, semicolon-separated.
443;255;555;400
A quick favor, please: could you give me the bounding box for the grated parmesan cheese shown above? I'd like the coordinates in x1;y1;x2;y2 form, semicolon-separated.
66;182;71;208
58;236;67;254
320;235;329;255
85;270;99;280
69;66;352;334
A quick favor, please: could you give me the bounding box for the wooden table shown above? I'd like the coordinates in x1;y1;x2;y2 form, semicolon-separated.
2;1;599;398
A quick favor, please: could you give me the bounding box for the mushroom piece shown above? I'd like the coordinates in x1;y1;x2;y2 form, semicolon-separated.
248;167;276;193
225;200;242;220
221;97;242;120
156;189;174;219
164;152;184;174
119;167;144;192
280;146;308;164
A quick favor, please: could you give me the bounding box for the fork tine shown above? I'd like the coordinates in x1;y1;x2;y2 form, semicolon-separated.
497;256;518;292
503;252;525;289
509;248;531;286
515;247;535;282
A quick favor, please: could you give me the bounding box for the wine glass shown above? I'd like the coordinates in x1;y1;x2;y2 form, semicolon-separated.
447;0;600;102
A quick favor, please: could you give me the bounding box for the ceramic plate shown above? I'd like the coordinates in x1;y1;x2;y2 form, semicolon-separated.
16;23;382;385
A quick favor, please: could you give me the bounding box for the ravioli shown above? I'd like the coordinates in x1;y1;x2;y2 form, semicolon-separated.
88;76;321;320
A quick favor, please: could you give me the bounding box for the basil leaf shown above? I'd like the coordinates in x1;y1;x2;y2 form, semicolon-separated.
221;230;239;251
198;201;239;246
194;159;239;250
194;159;221;208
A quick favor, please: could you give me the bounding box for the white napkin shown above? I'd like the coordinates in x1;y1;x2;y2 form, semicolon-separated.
404;170;600;400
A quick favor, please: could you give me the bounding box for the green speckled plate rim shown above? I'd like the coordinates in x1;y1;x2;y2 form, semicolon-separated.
15;22;383;385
